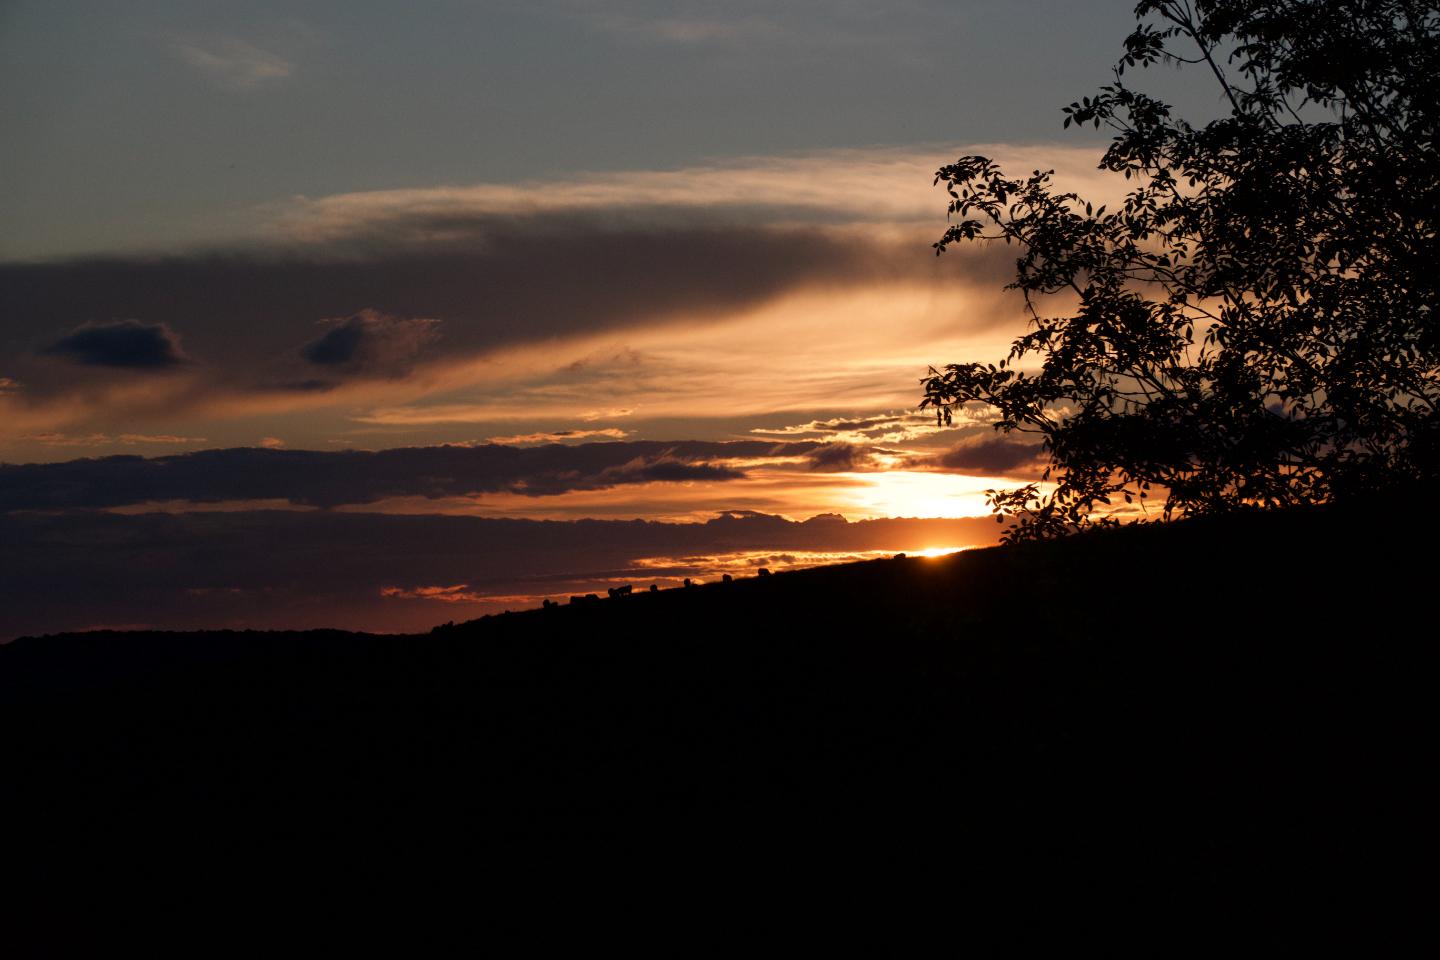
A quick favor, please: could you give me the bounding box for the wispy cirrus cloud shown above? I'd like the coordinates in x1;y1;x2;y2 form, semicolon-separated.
173;37;293;90
588;12;781;45
569;1;965;50
751;410;940;444
20;432;208;447
271;143;1110;248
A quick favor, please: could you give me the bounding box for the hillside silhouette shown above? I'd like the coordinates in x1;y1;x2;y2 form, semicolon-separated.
2;503;1429;914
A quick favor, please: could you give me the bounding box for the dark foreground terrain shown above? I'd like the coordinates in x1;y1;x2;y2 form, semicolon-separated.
2;504;1431;928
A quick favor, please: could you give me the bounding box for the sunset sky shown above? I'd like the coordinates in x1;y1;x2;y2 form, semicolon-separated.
1;2;1205;636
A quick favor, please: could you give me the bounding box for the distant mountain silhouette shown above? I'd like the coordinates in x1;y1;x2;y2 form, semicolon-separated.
2;503;1429;933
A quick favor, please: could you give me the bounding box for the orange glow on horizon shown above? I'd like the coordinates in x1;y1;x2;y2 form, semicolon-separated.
825;470;1020;520
910;545;974;558
375;540;996;624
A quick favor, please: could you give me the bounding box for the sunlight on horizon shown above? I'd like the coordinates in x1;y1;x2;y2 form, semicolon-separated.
910;545;974;558
379;541;994;624
824;470;1010;520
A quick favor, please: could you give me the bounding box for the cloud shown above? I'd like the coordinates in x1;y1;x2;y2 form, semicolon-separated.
299;309;441;378
173;37;292;90
20;433;207;447
0;440;822;512
271;144;1109;248
805;442;879;473
752;411;940;444
379;584;487;604
580;408;635;422
42;320;187;369
921;435;1046;478
572;1;966;51
592;13;781;44
591;456;745;487
485;428;630;445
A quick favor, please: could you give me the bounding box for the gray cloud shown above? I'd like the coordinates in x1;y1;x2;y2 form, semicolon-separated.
576;1;960;49
596;457;745;486
925;435;1046;478
42;320;187;369
173;37;292;90
299;309;441;377
805;442;879;473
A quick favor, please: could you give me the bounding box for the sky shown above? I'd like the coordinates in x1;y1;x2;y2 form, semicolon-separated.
1;1;1201;636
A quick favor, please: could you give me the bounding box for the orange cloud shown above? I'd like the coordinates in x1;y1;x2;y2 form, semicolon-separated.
484;428;630;445
347;280;1026;432
21;432;208;447
380;584;488;604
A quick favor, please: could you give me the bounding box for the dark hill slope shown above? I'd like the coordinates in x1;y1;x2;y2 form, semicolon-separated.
2;504;1431;891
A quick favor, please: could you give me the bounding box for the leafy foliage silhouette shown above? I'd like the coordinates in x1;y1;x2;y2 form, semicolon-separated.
921;0;1439;540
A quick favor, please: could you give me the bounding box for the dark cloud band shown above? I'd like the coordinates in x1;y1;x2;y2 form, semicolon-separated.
0;440;823;511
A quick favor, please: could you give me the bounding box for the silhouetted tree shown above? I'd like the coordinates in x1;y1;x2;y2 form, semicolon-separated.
922;0;1439;539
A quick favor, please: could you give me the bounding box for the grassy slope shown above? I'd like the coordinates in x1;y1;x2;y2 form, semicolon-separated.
2;504;1430;898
